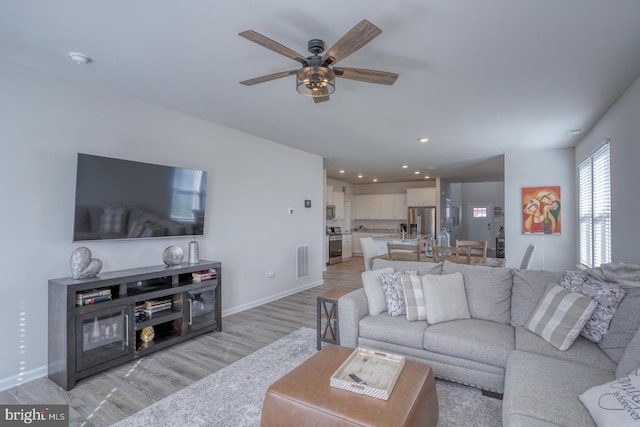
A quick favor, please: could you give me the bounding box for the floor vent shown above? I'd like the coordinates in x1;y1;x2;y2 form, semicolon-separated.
296;245;309;279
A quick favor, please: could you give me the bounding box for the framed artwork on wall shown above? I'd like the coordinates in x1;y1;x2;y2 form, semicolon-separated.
522;186;561;234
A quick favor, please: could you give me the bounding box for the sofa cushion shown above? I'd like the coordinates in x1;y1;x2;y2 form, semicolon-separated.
372;259;443;275
420;273;470;324
511;268;563;327
503;350;613;427
380;272;406;317
515;327;617;372
423;319;514;368
359;313;427;349
579;368;640;427
401;274;427;321
598;286;640;363
361;267;395;316
525;283;597;351
442;261;513;325
560;271;626;343
616;325;640;378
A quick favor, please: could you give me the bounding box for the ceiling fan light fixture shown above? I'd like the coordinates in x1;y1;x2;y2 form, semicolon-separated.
296;66;335;97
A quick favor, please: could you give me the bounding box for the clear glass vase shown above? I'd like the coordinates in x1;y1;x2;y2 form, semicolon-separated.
438;228;450;247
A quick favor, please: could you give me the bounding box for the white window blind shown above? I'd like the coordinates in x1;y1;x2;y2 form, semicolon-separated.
578;142;611;268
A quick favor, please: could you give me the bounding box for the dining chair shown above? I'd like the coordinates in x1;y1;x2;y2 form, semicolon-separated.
387;242;421;261
432;244;463;263
360;237;380;271
455;240;487;264
519;244;536;269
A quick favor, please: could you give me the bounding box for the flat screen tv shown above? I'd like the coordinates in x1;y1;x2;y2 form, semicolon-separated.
73;153;208;242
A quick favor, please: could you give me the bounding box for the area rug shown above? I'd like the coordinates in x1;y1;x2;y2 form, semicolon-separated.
114;327;501;426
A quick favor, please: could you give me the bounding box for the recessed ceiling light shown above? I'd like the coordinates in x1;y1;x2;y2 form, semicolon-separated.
424;176;430;179
566;128;584;135
372;178;378;182
418;137;430;143
339;170;345;174
414;171;420;175
69;52;91;65
401;165;409;169
357;174;363;178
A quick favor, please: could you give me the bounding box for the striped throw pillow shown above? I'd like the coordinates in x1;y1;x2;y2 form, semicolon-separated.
401;274;427;321
526;283;598;351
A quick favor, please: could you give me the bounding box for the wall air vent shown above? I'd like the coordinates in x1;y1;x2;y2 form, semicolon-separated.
296;245;309;279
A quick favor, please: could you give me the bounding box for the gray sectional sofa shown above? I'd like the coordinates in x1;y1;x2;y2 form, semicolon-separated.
338;258;640;427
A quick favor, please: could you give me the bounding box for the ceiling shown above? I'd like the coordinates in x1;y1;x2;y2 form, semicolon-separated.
2;1;640;184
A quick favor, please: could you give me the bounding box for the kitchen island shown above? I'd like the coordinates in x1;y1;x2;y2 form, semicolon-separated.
352;229;429;256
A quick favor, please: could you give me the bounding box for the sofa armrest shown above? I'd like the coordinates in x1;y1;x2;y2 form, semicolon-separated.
338;289;370;348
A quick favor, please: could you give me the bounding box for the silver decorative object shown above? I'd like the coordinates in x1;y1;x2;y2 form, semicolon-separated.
188;238;199;264
70;247;103;279
163;245;184;266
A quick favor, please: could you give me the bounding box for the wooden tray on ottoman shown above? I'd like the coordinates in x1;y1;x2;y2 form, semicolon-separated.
330;347;405;400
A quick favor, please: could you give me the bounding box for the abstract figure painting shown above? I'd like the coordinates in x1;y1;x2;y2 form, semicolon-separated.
522;186;561;235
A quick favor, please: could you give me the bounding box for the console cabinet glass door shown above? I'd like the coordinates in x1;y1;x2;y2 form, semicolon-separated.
187;286;216;331
76;305;131;371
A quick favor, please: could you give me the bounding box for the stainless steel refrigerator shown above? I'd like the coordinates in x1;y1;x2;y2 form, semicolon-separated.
407;206;436;236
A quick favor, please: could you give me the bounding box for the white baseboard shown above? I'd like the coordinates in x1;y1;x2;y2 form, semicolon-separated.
0;365;48;392
221;279;324;317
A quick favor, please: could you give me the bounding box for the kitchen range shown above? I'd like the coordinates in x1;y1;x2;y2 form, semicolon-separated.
326;226;342;265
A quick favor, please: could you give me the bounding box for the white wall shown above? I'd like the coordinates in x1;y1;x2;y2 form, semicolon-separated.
575;76;640;265
504;149;576;270
0;59;324;389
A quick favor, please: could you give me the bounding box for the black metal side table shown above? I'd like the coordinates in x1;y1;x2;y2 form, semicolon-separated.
496;237;505;258
317;288;351;350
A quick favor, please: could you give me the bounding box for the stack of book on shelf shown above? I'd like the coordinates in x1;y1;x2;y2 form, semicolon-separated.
76;289;112;306
134;303;145;322
144;298;173;315
192;268;217;282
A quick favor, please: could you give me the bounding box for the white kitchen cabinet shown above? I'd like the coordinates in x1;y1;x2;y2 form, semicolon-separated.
352;232;370;255
389;194;407;219
333;191;344;219
354;195;371;219
342;235;352;260
326;186;334;205
407;188;436;207
354;194;406;220
368;195;384;219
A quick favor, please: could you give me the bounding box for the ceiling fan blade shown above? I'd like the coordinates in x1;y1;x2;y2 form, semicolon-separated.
321;19;382;66
239;30;308;65
239;70;298;86
333;67;399;85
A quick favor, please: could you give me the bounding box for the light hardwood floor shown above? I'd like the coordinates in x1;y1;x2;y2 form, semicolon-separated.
0;257;366;426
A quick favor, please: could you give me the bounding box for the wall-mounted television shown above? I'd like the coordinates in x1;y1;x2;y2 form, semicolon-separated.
73;153;208;242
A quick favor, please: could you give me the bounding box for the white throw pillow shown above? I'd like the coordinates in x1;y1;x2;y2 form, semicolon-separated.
361;267;394;315
420;272;471;324
579;368;640;426
525;283;598;351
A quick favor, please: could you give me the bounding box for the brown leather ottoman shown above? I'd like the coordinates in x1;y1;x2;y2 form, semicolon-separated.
261;345;438;427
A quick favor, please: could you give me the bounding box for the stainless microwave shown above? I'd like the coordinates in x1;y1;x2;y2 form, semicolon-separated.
326;205;336;220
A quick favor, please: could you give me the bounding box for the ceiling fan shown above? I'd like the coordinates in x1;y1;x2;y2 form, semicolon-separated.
238;19;399;103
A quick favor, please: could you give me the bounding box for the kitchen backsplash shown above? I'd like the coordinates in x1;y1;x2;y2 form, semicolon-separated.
353;219;405;231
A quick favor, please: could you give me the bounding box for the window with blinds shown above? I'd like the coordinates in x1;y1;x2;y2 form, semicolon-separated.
578;142;611;268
